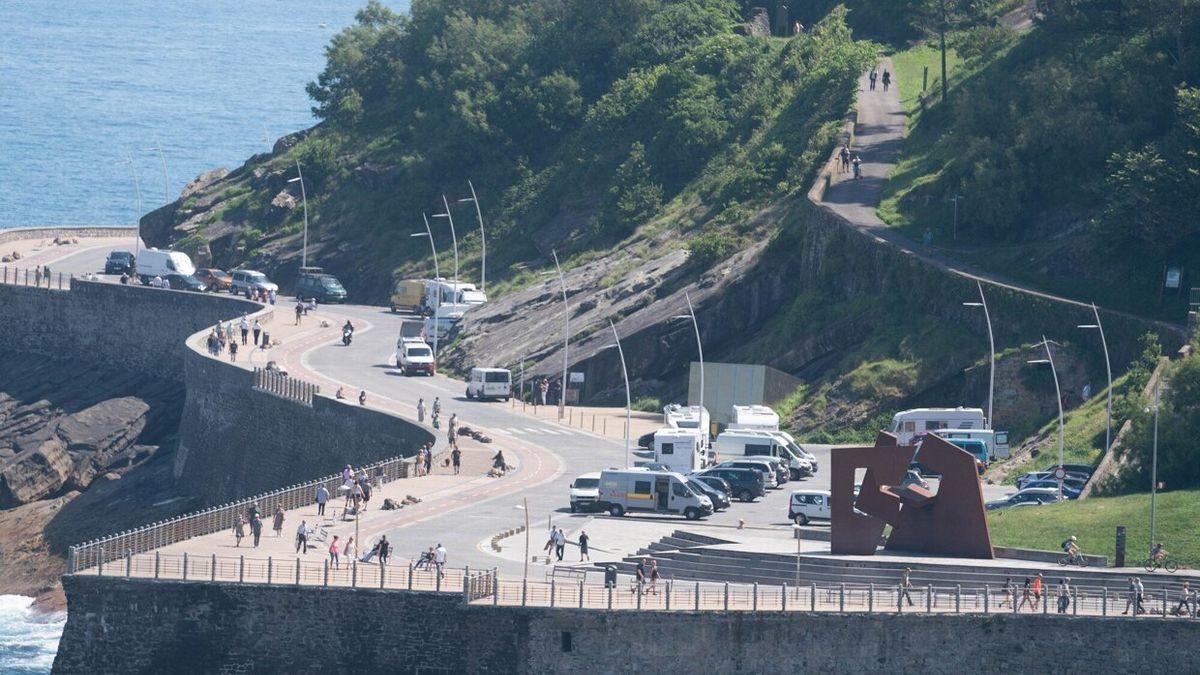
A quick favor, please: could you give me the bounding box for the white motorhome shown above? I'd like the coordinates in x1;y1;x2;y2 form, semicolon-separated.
135;248;195;284
663;404;711;437
597;469;712;520
889;407;987;446
396;337;435;376
714;428;812;480
729;404;780;430
651;428;707;474
934;428;1011;459
424;279;487;316
466;367;512;401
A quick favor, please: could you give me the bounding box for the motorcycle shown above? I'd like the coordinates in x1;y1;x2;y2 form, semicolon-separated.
342;327;353;346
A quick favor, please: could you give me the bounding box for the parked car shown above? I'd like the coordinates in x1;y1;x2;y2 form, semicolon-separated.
1021;478;1085;499
743;455;789;485
788;490;831;525
163;273;207;292
569;472;601;513
715;459;779;489
686;476;730;511
690;475;732;503
229;269;278;296
985;487;1064;510
694;467;765;502
194;268;232;292
1043;463;1094;478
296;272;347;303
104;250;134;274
1016;470;1089;490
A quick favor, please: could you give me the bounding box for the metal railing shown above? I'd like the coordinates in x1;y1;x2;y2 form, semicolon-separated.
70;454;413;573
0;265;72;290
253;367;319;406
80;551;1200;620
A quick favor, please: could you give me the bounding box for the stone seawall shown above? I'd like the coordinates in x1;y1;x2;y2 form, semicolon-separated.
53;575;1183;674
0;225;137;246
0;280;262;380
176;348;434;501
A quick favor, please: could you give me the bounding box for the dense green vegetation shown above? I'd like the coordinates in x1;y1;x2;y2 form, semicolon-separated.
175;0;874;294
878;0;1200;319
988;487;1200;568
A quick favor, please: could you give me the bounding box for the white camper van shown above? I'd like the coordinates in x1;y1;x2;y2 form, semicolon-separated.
135;248;195;284
651;428;707;474
663;404;711;437
888;407;987;445
714;428;813;480
729;404;780;430
597;469;712;520
466;367;512;401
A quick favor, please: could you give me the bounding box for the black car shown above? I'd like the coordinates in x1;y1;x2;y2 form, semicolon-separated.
295;273;347;303
697;467;764;502
686;476;730;511
104;250;134;274
164;273;207;292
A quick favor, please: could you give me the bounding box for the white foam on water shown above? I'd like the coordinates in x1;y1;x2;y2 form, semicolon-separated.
0;595;66;675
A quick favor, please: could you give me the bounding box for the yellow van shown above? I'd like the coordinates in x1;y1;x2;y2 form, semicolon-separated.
390;280;425;313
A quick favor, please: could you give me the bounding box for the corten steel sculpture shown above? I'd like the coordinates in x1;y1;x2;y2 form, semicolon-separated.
830;432;994;559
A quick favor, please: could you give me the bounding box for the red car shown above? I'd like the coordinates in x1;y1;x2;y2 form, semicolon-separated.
194;268;232;292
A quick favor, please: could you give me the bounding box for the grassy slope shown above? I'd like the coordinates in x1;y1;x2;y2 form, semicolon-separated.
988;488;1200;569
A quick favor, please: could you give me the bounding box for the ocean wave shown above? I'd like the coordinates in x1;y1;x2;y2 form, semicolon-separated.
0;595;66;675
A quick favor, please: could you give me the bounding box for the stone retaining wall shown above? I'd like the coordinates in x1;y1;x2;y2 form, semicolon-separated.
53;575;1186;674
0;225;137;246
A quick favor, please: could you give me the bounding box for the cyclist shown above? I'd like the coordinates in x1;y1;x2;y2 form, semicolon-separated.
1150;542;1168;563
1061;535;1083;564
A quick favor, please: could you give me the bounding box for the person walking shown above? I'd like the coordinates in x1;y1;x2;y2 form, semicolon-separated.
295;521;308;554
1056;578;1072;613
451;445;462;475
1172;581;1195;617
417;398;426;423
358;390;367;406
868;69;877;91
233;515;246;547
1122;577;1137;615
492;450;507;476
852;154;863;179
900;567;915;607
648;560;661;595
272;505;285;537
434;543;447;579
252;319;262;347
229;340;238;362
239;315;250;345
344;537;357;564
315;484;329;516
360;477;372;511
882;69;891;91
1031;573;1044;609
251;514;263;547
553;527;566;562
294;300;304;326
579;531;590;561
268;288;276;305
839;144;850;173
999;576;1015;608
448;413;458;442
432;397;442;417
424;446;433;476
329;536;341;569
1016;577;1034;611
378;535;391;566
1134;577;1146;615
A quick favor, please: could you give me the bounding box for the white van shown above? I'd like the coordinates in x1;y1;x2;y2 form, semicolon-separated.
135;248;195;284
934;428;1011;459
466;367;512;401
788;490;831;525
889;407;987;445
396;337;435;376
729;404;780;430
597;469;713;520
714;429;811;480
569;472;601;513
651;428;707;474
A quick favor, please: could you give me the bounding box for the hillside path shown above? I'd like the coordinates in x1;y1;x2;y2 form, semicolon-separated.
818;58;1183;336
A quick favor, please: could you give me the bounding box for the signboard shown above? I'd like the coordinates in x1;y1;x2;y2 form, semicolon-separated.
1053;467;1067;480
569;372;585;383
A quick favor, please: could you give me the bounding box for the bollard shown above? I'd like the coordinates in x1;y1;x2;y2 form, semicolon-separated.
603;418;607;435
868;583;873;613
183;553;189;581
494;574;500;606
1073;586;1078;616
239;555;245;583
435;567;441;592
927;585;933;613
839;583;845;612
212;554;217;581
984;584;990;613
324;560;329;587
1043;588;1048;614
296;559;302;586
380;563;386;589
154;551;161;579
723;582;729;611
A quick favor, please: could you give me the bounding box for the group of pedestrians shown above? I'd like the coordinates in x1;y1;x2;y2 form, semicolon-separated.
543;527;590;562
341;465;373;513
415;543;449;578
838;144;864;179
635;557;661;595
231;502;277;548
867;67;891;92
205;315;269;362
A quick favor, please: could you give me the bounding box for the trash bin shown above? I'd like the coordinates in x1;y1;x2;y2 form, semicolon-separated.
604;565;618;589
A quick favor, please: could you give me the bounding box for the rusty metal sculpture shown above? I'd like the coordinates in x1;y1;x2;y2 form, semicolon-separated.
830;432;993;559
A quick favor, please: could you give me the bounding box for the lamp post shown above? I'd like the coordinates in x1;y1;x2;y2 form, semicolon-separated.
458;180;486;293
147;136;169;204
433;195;459;293
963;280;995;428
1027;336;1064;501
1077;302;1113;459
1149;378;1160;555
411;215;440;361
515;499;530;583
287;161;309;269
548;250;568;419
120;153;143;255
606;320;632;468
672;290;706;436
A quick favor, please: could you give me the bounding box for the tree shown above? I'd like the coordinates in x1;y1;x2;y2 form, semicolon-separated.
911;0;990;103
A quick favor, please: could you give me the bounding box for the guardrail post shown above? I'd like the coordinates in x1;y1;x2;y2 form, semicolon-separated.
1042;588;1048;614
125;550;131;577
551;580;557;607
839;583;845;612
324;560;329;587
723;582;729;611
608;582;613;610
579;580;584;609
296;559;302;586
239;555;245;583
1073;586;1078;616
868;583;873;613
352;561;357;588
666;580;672;610
926;585;933;613
753;582;758;611
984;584;990;613
380;563;386;589
1162;591;1167;617
212;554;217;581
955;585;962;613
462;573;469;600
1102;588;1108;616
267;557;272;585
98;547;104;576
408;563;414;590
522;579;528;606
494;573;500;606
811;582;816;611
694;582;700;611
67;547;76;574
154;551;160;579
435;567;441;592
183;553;189;581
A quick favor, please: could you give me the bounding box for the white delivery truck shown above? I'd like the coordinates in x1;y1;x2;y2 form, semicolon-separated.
466;367;512;401
135;248;195;285
396;337;436;376
596;468;713;520
714;428;812;480
650;427;707;474
888;407;987;445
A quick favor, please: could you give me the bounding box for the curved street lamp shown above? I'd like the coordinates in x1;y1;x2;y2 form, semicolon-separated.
433;195;459;293
411;214;441;361
147;136;169;205
120;153;143;255
963;280;995;428
287;161;309;269
545;250;568;419
458;180;486;293
672;290;706;436
1077;302;1112;459
606;320;632;468
1027;336;1064;500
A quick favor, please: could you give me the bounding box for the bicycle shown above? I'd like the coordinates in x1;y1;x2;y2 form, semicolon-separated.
1058;552;1088;567
1144;556;1179;573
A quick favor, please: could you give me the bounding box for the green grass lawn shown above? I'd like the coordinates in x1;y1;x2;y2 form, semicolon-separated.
888;43;963;126
988;488;1200;569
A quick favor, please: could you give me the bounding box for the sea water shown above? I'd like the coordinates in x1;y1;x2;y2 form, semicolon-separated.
0;0;410;229
0;596;66;673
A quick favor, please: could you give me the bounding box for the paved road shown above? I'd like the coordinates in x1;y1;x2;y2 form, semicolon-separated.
821;59;1183;337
